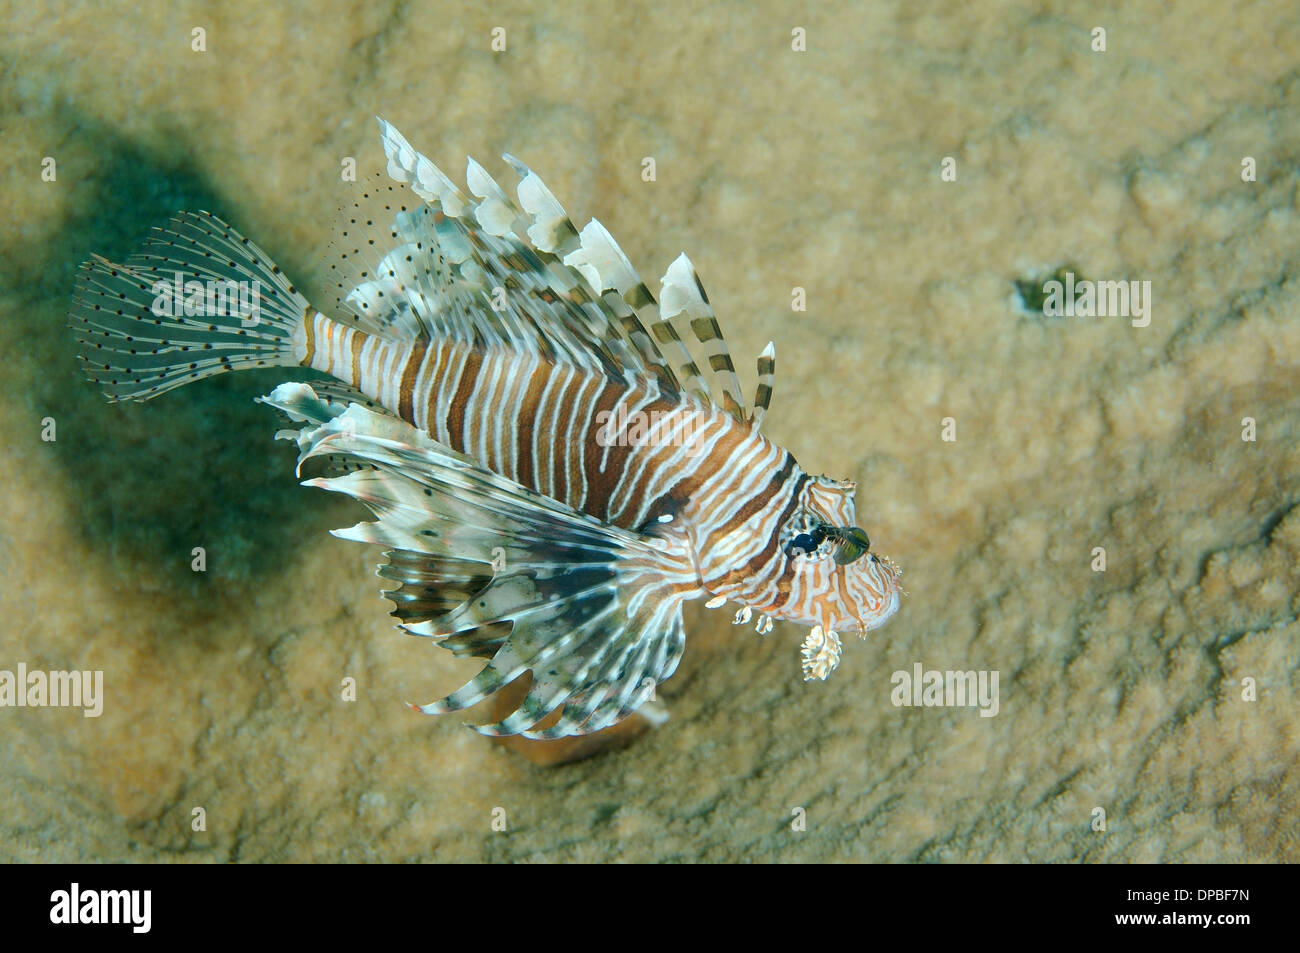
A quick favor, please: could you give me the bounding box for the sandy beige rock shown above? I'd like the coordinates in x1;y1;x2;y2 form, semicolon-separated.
0;0;1296;862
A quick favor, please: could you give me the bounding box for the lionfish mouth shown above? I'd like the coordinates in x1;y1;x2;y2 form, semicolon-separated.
838;551;904;631
878;554;906;598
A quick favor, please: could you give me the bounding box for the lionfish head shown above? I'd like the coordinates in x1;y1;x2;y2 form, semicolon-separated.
774;475;904;636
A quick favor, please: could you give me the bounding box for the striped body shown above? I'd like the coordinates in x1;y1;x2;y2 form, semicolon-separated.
299;311;778;545
295;308;899;636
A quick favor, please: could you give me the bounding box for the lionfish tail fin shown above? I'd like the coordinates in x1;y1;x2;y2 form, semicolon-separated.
260;382;703;739
70;210;310;401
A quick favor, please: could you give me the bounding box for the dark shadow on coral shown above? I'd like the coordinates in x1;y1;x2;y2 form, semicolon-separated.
11;111;358;622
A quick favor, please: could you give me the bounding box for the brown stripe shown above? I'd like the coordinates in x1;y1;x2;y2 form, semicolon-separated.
655;406;744;508
566;374;602;511
398;335;429;423
550;369;588;507
513;359;551;491
703;451;796;552
349;330;366;388
422;341;450;437
530;364;566;499
447;348;484;454
715;468;807;590
626;283;655;309
749;468;807;578
600;394;675;528
479;355;510;473
300;306;316;366
691;317;721;341
580;379;628;521
651;321;680;344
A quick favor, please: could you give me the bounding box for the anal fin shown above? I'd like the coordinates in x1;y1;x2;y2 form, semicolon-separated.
261;381;705;738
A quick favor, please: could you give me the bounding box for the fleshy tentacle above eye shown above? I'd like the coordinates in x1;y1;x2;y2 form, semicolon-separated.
824;525;871;565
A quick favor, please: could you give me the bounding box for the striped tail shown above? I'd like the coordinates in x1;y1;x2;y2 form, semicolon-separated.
70;210;311;401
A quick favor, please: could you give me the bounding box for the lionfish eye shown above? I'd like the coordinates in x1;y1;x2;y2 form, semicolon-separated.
786;523;831;558
786;532;819;557
826;525;871;565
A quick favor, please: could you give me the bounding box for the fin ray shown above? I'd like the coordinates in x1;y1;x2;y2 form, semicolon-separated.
70;211;309;401
368;117;756;418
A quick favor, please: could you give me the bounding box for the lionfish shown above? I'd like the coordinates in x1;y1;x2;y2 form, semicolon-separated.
70;119;903;738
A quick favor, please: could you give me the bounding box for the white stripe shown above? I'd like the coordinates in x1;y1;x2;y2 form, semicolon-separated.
433;345;470;446
412;341;441;432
